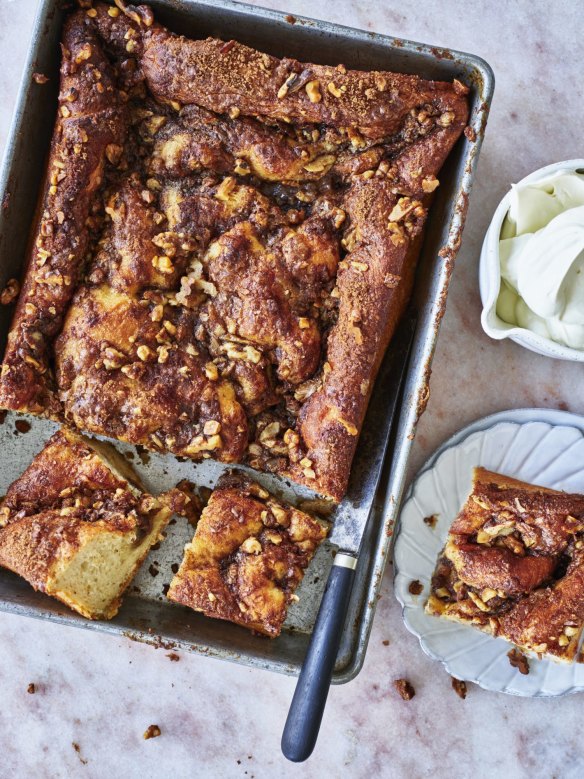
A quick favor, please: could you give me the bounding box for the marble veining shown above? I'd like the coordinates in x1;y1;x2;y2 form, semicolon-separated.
1;1;584;777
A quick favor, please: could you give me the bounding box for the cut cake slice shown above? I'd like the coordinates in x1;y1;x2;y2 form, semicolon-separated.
167;471;328;637
426;467;584;662
0;427;172;619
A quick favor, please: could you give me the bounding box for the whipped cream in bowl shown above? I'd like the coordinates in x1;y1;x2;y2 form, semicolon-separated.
480;160;584;361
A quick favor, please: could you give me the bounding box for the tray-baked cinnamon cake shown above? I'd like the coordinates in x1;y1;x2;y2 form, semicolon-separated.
427;468;584;662
0;427;174;619
0;1;469;500
168;471;328;636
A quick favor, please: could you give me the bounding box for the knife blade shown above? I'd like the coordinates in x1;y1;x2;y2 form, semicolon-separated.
282;311;417;762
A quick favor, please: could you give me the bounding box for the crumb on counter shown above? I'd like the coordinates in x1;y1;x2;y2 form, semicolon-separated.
143;724;162;740
451;677;467;699
27;683;36;694
393;678;415;700
408;579;423;595
72;742;88;765
166;652;180;662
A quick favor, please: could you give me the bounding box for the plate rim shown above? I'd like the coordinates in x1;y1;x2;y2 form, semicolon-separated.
394;407;584;698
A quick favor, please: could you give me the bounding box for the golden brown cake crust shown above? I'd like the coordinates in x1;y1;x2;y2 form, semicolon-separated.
426;468;584;661
0;2;469;499
167;471;328;637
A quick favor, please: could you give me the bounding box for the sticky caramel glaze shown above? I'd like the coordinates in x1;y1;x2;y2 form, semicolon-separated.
0;2;468;499
427;468;584;661
167;471;328;637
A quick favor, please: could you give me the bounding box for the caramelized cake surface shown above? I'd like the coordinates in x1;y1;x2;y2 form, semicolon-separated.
427;467;584;662
0;2;468;499
167;471;328;637
0;427;172;619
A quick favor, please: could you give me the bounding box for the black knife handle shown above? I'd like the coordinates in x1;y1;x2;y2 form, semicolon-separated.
281;553;357;763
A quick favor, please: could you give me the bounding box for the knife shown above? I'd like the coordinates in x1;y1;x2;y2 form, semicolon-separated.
281;312;417;762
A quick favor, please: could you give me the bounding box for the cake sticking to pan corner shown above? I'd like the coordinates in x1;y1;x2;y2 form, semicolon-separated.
426;467;584;662
167;470;329;637
0;1;469;500
0;427;174;620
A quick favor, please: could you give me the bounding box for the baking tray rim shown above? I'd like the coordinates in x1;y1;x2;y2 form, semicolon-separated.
0;0;495;684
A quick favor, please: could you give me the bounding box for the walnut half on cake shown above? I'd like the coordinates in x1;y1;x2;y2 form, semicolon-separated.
167;471;329;637
0;427;173;620
426;467;584;662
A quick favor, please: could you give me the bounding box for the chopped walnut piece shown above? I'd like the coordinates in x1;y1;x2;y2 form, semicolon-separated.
451;677;467;699
305;81;322;103
277;72;298;99
437;111;455;127
327;82;343;98
0;278;20;305
393;678;415;700
143;725;161;740
389;197;423;223
507;648;530;675
453;78;470;96
422;176;440;193
408;579;423;596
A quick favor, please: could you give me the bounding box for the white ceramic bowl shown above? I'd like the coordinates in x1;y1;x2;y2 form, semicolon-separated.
479;158;584;361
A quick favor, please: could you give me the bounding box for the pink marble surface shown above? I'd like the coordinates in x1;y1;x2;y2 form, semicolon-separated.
1;1;584;777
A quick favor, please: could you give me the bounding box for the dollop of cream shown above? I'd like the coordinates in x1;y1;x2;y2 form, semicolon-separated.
497;170;584;349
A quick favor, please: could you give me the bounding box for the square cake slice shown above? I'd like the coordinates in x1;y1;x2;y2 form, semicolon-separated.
0;427;172;619
426;467;584;662
0;2;469;501
167;471;329;637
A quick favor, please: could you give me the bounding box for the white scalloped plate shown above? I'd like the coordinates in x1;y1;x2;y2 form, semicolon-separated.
394;408;584;697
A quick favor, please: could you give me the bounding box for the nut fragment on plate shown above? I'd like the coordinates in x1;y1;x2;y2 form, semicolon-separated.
426;467;584;663
423;514;438;528
507;648;530;675
393;678;415;700
167;471;329;637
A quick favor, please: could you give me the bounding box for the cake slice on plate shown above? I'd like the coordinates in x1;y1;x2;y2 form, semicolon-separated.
0;427;173;620
167;471;329;637
426;467;584;662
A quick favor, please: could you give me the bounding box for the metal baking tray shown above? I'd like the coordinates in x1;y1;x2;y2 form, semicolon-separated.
0;0;493;683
